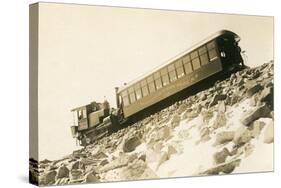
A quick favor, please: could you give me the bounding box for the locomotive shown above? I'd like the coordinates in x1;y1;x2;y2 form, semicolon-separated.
70;30;244;146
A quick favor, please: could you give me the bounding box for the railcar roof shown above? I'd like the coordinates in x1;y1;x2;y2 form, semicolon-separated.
117;29;239;93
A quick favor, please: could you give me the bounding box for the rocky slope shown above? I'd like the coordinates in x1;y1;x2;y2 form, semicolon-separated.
33;61;274;186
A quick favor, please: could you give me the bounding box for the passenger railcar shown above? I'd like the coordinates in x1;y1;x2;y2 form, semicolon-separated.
71;30;244;146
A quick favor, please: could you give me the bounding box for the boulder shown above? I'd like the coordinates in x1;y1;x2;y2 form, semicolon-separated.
214;131;235;145
246;82;263;97
170;114;181;128
218;101;226;113
263;121;274;144
85;171;99;183
70;161;80;171
202;110;214;124
99;159;109;166
213;113;227;129
209;94;227;108
56;165;69;179
200;159;241;175
259;86;273;107
213;148;230;164
250;120;265;138
240;104;271;126
166;145;177;158
43;170;57;185
156;151;168;169
123;136;142;152
177;103;188;114
155;126;171;141
233;126;252;146
70;169;83;182
200;127;211;143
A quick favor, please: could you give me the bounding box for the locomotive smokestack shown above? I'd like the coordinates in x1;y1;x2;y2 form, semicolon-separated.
115;87;120;108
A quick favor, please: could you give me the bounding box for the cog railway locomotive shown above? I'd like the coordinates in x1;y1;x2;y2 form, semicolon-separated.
70;30;244;146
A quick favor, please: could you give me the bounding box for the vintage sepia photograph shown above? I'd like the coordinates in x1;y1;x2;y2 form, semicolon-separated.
29;2;274;186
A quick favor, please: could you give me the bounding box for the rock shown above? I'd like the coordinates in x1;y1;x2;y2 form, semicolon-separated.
240;104;271;126
263;121;274;144
213;113;227;129
250;120;265;138
214;131;235;145
259;86;273;107
213;148;230;164
43;170;57;185
92;151;108;159
209;94;227;108
166;145;177;158
120;159;147;180
200;127;211;143
170;114;181;128
56;165;69;179
99;159;109;166
85;171;99;183
123;136;142;152
155;126;171;141
70;169;83;182
70;161;80;171
246;82;263;97
218;101;226;113
200;159;241;175
202;110;214;124
153;142;164;152
138;153;146;162
233;126;252;146
156;152;168;169
177;103;188;114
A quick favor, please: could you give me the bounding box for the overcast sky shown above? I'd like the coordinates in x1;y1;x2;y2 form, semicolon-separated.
36;3;273;160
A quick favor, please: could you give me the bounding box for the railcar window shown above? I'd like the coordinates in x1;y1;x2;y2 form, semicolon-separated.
135;88;142;100
200;53;209;65
190;51;198;59
199;46;207;55
182;55;190;64
123;96;130;106
129;92;136;103
128;87;134;93
168;64;177;81
155;78;163;89
121;90;128;97
160;67;169;86
141;79;147;87
192;58;201;70
184;62;193;74
176;66;185;78
154;72;161;79
175;59;185;78
141;85;149;97
162;74;170;86
207;41;216;49
147;76;153;83
168;64;177;82
148;82;156;93
208;48;218;61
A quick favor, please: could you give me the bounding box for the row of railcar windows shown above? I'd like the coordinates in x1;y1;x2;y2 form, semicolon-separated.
121;41;218;106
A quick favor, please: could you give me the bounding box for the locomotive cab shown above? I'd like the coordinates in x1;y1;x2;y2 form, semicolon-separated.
70;101;110;139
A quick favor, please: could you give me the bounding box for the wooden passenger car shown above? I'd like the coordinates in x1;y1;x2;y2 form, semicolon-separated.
116;30;243;119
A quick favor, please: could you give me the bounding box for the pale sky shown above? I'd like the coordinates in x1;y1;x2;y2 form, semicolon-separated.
36;2;273;160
